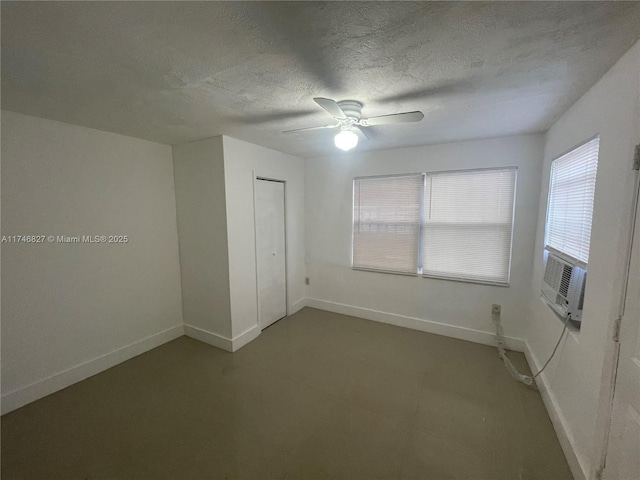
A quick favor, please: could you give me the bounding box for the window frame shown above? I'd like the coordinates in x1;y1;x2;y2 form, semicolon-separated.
352;166;518;286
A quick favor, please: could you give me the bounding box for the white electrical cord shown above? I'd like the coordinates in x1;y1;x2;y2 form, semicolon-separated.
493;311;569;386
530;320;569;380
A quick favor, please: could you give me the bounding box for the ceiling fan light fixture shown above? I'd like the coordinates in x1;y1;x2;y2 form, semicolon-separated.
334;129;358;151
283;97;423;151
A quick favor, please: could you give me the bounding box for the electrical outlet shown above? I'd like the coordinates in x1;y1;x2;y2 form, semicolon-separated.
492;304;501;316
305;277;310;285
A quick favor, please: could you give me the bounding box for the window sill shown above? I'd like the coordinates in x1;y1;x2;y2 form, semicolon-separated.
538;295;581;334
352;267;418;277
422;273;510;287
351;266;510;287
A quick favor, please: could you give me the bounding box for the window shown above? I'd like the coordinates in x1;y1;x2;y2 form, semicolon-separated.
352;167;517;285
352;174;423;274
545;136;599;267
422;168;517;284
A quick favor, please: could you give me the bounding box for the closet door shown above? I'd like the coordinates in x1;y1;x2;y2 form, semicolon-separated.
255;179;287;329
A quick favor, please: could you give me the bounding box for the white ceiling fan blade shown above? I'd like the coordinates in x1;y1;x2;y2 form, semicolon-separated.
282;124;338;134
313;97;348;119
360;111;424;126
352;126;368;141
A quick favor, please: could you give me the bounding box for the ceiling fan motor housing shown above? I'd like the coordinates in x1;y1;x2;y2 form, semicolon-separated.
337;100;362;122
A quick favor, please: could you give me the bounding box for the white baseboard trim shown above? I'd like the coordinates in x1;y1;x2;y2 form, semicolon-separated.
231;325;261;351
290;298;308;315
305;298;525;352
184;324;232;351
524;343;586;480
1;324;184;415
184;324;261;353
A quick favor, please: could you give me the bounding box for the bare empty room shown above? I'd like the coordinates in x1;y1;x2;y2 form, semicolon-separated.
1;1;640;479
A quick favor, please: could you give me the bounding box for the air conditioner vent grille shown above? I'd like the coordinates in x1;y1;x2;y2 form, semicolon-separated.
542;251;587;323
544;256;560;286
559;266;572;297
543;254;572;299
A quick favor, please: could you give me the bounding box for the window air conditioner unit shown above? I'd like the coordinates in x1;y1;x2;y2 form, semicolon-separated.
541;252;587;325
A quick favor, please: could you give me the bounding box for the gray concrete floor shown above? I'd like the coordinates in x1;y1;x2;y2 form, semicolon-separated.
1;307;573;479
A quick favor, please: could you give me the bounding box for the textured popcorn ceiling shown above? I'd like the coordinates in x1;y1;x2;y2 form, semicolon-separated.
2;1;640;157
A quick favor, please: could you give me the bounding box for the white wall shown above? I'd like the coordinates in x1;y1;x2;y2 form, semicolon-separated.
222;136;306;339
526;41;640;480
172;136;305;351
173;137;232;339
1;111;184;413
305;134;544;346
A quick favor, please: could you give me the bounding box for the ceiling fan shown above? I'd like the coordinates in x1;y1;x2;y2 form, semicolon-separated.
283;98;424;151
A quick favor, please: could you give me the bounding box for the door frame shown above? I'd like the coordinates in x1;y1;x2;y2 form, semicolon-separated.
252;174;289;330
593;161;640;479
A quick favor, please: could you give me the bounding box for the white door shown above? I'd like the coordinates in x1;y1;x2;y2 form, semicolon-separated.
604;185;640;480
255;179;287;329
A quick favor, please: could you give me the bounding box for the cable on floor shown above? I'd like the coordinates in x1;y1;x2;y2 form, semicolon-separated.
493;311;569;386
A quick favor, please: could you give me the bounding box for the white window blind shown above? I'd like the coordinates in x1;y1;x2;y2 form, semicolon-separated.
352;167;517;284
545;137;599;266
422;168;517;284
353;174;423;274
